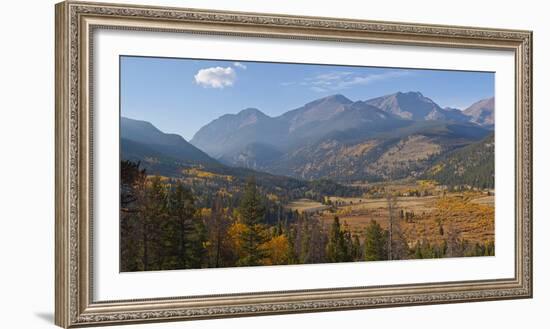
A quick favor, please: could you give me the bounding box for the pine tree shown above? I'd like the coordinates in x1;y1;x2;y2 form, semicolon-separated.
120;160;146;211
422;241;434;258
364;220;387;261
120;160;147;272
285;225;298;265
237;177;268;266
308;217;328;264
187;219;208;268
168;183;201;269
205;194;232;268
326;216;351;262
141;176;168;270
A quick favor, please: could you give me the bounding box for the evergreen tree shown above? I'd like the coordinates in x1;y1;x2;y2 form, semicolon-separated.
364;220;387;261
120;161;147;272
205;194;232;268
141;176;168;270
237;177;268;266
168;183;201;269
120;160;146;211
326;216;351;262
342;221;355;260
285;225;298;265
187;219;208;268
308;217;328;264
420;240;435;259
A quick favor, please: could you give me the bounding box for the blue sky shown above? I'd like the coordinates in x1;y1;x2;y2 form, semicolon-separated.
120;56;494;140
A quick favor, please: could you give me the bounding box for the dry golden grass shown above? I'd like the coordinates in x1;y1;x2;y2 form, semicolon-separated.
470;195;494;206
318;192;494;246
286;199;328;213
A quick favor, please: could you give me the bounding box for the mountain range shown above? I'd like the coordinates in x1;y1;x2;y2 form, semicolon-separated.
122;91;494;185
121;117;217;166
120;116;358;197
463;97;495;127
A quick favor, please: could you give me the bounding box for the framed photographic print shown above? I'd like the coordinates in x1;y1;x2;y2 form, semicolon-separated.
55;1;532;327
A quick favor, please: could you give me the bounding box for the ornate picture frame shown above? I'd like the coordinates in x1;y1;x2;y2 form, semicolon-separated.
55;1;532;327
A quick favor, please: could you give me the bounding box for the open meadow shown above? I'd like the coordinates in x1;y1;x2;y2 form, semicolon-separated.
287;181;495;255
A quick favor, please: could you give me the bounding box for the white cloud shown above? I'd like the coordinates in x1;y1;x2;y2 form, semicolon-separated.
300;70;411;92
233;62;247;70
194;66;236;89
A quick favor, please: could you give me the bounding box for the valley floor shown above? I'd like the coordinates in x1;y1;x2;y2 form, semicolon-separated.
287;183;495;251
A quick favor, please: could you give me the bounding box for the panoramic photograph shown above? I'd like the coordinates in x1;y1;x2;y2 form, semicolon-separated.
119;56;495;272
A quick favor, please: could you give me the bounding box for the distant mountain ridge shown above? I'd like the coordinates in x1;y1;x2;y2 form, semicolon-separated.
190;94;404;160
189;92;493;181
282;94;354;132
123;91;494;185
463;97;495;127
365;91;469;121
121;117;218;167
120;116;360;197
266;120;490;181
191;92;493;157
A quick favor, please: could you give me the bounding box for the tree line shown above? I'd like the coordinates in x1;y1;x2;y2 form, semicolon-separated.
120;161;494;271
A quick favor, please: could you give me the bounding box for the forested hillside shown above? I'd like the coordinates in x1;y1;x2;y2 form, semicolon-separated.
425;133;495;189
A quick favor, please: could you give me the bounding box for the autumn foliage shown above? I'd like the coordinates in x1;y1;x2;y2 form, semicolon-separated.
120;160;494;271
